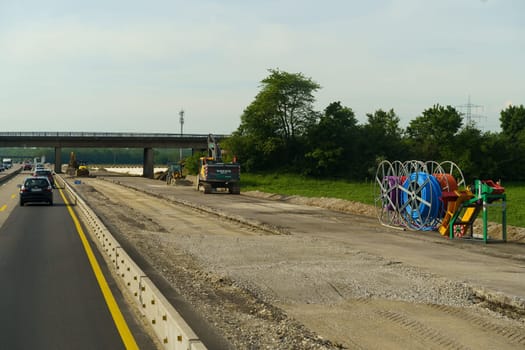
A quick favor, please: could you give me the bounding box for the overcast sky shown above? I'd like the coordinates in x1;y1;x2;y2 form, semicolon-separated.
0;0;523;134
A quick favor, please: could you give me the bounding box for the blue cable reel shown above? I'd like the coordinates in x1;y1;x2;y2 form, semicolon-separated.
399;172;443;231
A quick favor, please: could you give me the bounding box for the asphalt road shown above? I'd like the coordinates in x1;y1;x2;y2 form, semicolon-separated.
0;172;156;350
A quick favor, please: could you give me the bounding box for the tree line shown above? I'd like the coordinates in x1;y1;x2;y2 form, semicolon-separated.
3;69;523;182
221;69;525;182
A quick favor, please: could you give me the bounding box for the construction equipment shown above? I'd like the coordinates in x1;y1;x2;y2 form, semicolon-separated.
76;161;90;176
165;162;184;185
374;160;506;243
442;179;506;243
67;152;90;177
196;134;240;194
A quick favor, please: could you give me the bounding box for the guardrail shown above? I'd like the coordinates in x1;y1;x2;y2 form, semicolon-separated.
56;175;207;350
0;167;23;184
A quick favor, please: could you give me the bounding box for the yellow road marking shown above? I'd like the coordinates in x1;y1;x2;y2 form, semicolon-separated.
58;187;139;350
0;205;6;212
11;194;16;199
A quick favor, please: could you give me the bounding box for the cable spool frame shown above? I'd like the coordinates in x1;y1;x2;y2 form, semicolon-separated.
374;160;466;232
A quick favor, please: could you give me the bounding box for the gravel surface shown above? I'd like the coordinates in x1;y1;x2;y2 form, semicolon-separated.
66;174;525;350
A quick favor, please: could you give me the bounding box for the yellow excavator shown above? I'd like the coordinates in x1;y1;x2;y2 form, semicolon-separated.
67;152;90;176
196;134;240;194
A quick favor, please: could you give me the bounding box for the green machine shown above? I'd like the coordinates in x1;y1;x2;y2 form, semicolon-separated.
448;180;506;243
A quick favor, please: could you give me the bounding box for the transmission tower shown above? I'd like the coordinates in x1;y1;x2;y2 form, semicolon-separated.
456;96;486;128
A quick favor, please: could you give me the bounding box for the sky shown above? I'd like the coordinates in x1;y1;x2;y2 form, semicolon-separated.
0;0;523;134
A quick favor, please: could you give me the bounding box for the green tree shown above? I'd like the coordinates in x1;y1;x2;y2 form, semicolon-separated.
228;69;321;170
496;105;525;180
362;109;406;176
182;152;204;175
406;104;463;160
304;102;359;176
452;124;487;179
258;68;321;142
478;131;510;180
500;104;525;139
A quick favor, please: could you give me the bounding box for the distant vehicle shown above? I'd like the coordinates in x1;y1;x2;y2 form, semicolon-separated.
196;134;240;194
76;161;90;177
34;169;55;188
0;164;5;172
165;163;184;185
23;162;33;170
2;158;12;169
66;152;90;176
19;176;53;206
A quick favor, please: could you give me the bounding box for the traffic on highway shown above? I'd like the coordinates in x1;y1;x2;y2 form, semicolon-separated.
0;167;156;349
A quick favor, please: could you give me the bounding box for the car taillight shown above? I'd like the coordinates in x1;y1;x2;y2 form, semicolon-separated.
45;186;52;192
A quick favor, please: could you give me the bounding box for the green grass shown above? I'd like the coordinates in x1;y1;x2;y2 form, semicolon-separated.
503;182;525;228
241;174;525;228
241;173;375;205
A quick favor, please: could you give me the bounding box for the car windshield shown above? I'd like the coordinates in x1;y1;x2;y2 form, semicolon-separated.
25;178;49;188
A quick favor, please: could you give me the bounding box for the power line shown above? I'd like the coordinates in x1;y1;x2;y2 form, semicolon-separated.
456;95;486;128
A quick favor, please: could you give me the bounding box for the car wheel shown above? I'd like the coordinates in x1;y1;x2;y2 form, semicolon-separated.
19;200;24;206
49;201;53;206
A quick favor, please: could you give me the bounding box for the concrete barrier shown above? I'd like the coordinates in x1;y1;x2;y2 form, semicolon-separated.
0;167;22;184
56;175;207;350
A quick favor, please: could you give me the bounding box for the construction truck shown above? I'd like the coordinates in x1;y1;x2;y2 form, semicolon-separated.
2;158;12;169
196;134;240;194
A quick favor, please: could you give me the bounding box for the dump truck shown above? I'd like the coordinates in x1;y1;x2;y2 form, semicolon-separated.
196;134;240;194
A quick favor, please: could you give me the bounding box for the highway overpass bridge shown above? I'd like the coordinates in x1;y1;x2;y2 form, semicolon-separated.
0;132;227;178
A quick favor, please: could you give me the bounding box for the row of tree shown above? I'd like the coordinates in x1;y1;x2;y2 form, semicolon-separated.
3;69;523;182
221;69;525;181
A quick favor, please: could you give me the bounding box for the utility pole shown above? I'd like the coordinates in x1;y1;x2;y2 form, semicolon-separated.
179;109;185;161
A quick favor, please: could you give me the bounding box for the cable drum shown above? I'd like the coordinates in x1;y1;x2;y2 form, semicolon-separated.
374;161;404;229
400;172;442;231
434;173;458;193
384;176;401;210
374;160;465;231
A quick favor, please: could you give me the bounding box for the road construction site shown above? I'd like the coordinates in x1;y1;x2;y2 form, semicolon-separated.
65;170;525;349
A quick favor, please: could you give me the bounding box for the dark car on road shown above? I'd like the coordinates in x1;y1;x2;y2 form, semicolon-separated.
19;176;53;206
34;169;55;188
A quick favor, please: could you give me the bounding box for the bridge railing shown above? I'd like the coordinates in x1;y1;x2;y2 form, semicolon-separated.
0;132;229;138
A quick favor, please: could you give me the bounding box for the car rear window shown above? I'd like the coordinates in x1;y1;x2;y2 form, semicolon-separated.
25;179;49;188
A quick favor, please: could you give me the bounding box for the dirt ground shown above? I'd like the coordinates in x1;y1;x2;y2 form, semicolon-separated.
245;190;525;244
65;173;525;350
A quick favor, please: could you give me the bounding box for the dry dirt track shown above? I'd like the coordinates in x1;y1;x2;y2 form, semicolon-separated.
65;173;525;350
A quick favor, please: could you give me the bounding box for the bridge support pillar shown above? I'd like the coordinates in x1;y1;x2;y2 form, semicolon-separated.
54;147;62;173
143;147;154;178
